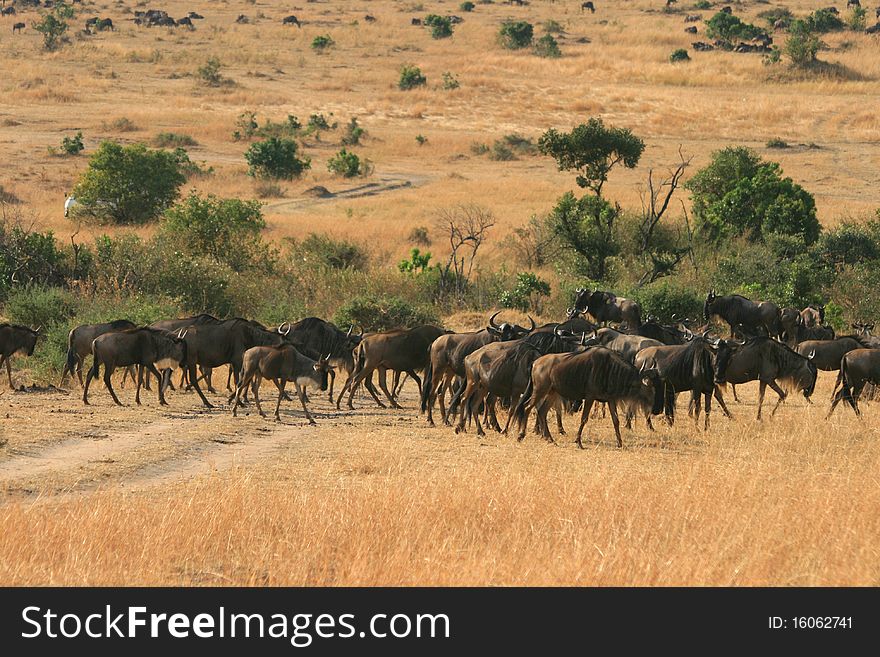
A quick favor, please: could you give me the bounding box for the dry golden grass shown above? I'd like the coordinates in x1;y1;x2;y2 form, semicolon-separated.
2;0;880;586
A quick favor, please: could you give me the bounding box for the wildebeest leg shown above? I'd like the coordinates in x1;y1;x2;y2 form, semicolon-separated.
731;384;740;402
406;370;422;398
471;390;487;437
83;361;97;405
576;400;594;448
327;368;335;403
535;398;553;440
555;403;565;435
364;373;386;408
486;395;503;432
187;364;214;408
608;402;623;448
391;370;402;398
144;364;168;405
296;383;317;425
104;366;123;406
756;381;766;420
227;366;234;392
252;373;265;416
692;392;702;427
77;357;86;387
135;366;143;405
3;356;13;389
714;386;733;419
273;380;287;421
377;368;401;408
767;380;787;417
501;393;521;434
231;370;252;417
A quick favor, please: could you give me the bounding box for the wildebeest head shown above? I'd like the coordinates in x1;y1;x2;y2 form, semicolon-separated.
638;365;665;416
712;338;739;384
21;326;40;356
487;311;533;340
567;288;592;319
798;351;818;400
312;353;333;392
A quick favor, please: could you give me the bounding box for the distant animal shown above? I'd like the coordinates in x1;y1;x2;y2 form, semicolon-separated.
847;0;861;8
800;304;825;328
177;16;194;29
236;14;249;24
825;6;840;14
569;288;642;329
0;324;40;389
666;0;677;6
232;344;332;423
95;18;114;31
1;7;15;15
684;14;701;22
12;21;24;33
685;26;697;33
692;41;714;51
61;320;137;388
364;14;376;23
187;12;204;19
83;328;188;406
828;348;880;417
721;5;732;13
586;327;663;363
867;22;880;33
581;1;595;12
282;15;301;27
774;19;788;29
714;337;817;420
411;18;421;25
64;195;77;217
448;15;464;24
704;290;782;338
796;335;870;373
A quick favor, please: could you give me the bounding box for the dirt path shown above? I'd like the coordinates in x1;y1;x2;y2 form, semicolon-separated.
265;173;430;213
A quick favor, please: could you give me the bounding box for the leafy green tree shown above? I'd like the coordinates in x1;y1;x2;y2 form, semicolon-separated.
161;193;267;273
60;131;84;156
72;141;186;224
34;2;74;51
686;146;820;246
499;21;534;49
327;149;368;177
398;248;434;274
424;15;453;39
398;64;427;90
805;8;844;33
705;11;766;44
244;138;310;179
500;272;551;313
783;20;821;68
534;34;561;58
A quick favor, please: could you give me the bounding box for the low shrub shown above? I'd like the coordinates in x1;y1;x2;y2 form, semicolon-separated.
333;294;439;331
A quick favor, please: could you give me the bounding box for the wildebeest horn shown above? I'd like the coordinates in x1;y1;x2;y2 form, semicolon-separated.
323;352;331;361
346;325;353;338
580;331;587;345
178;329;188;340
34;326;42;333
278;321;291;334
282;323;291;336
489;311;502;328
701;330;710;339
527;315;536;331
807;349;816;360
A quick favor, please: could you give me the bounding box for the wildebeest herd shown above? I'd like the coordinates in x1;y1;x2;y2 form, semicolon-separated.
2;288;877;447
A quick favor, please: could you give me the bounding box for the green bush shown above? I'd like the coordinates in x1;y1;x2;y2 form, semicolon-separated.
766;138;789;149
499;21;534;50
3;286;76;330
288;233;369;271
499;272;551;313
806;8;845;33
398;248;433;274
784;21;821;68
160;193;268;273
534;34;561;58
543;19;564;34
705;11;767;43
307;113;336;133
441;71;460;90
341;118;365;146
812;221;880;269
670;48;690;63
629;280;704;324
153;132;198;148
757;7;793;28
0;219;72;300
244;137;311;180
399;64;427;90
333;294;438;331
311;34;335;51
197;57;226;86
72;141;186;225
60;131;84;156
694;1;712;9
327;149;369;177
424;15;453;39
460;1;475;11
846;6;867;31
34;2;73;51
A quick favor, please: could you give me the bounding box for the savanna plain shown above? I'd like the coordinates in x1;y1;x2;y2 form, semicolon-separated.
0;0;879;585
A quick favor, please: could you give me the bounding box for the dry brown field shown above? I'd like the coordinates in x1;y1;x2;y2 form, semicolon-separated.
1;0;879;585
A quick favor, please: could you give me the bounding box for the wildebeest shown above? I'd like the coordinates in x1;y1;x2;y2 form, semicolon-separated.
12;21;24;33
685;26;697;33
692;41;714;51
587;327;663;363
236;14;249;24
453;330;576;436
1;7;15;16
411;18;422;25
581;1;595;12
0;324;40;388
867;22;880;34
629;317;691;345
801;305;825;328
83;328;187;406
177;16;194;29
514;347;664;447
721;5;732;13
188;12;204;19
685;14;701;22
275;317;362;402
232;345;332;422
569;288;642;328
179;318;285;407
364;14;376;23
421;312;532;426
847;0;861;7
343;325;448;409
95;18;113;31
714;337;817;419
704;290;782;338
828;348;880;417
634;336;733;430
144;314;222;391
61;319;137;387
282;15;301;27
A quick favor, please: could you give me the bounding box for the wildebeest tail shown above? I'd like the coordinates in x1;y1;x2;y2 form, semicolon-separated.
419;358;433;413
513;376;535;425
838;357;855;408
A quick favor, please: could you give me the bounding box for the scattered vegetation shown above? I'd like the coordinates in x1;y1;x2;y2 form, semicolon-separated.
441;71;460;90
153;132;198;148
670;48;690;63
766;138;789;149
534;34;561;58
499;20;534;50
196;57;229;87
424;15;453;39
341;118;365;146
460;1;475;12
705;11;767;45
327;149;371;178
499;272;551;314
311;34;335;52
398;64;427;90
34;1;74;51
244;138;311;180
59;132;84;156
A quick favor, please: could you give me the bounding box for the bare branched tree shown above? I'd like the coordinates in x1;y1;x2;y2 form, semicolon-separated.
435;204;495;301
505;214;559;270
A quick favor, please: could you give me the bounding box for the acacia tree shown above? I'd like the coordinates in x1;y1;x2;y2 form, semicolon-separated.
34;2;75;51
538;118;645;280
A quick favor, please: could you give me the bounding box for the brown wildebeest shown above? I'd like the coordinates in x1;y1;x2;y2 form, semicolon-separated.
232;344;332;422
0;323;40;388
796;335;871;372
61;319;137;387
343;325;448;409
514;346;664;447
13;22;24;33
420;312;532;426
581;1;595;12
628;317;691;345
587;327;663;363
144;313;222;392
569;288;642;328
828;348;880;417
453;330;576;436
83;328;187;406
282;15;301;27
634;336;733;430
181;318;285;408
714;337;817;420
704;290;782;338
801;304;825;328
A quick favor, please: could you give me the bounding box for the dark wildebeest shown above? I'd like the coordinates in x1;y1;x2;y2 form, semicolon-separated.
0;324;40;388
282;15;301;27
275;318;362;402
714;337;817;420
61;319;137;387
0;8;15;17
514;347;664;447
704;290;782;338
629;317;691;345
421;312;532;426
232;345;332;422
685;25;698;33
96;18;114;31
828;348;880;417
581;1;595;12
847;0;861;8
83;328;187;406
188;12;204;19
144;314;222;392
569;288;642;328
343;325;448;409
12;22;24;33
721;5;732;13
634;336;733;430
364;14;376;23
685;14;701;22
236;14;249;24
411;18;422;25
453;330;576;436
177;16;194;29
180;319;285;408
795;335;870;372
587;327;663;363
